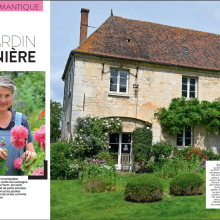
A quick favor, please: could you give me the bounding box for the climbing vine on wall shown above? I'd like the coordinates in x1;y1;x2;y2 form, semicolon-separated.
154;97;220;134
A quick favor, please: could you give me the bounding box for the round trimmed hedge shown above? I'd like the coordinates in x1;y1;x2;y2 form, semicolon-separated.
170;173;205;196
124;174;163;203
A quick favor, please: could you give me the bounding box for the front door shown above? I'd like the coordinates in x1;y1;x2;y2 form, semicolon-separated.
109;133;132;170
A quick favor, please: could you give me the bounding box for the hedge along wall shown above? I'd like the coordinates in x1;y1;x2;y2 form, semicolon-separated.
132;127;153;162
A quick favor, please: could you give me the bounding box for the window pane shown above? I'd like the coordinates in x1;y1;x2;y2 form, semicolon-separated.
190;78;196;85
182;91;187;97
190;92;195;98
110;69;118;77
110;84;117;92
120;71;127;78
177;138;183;146
177;131;183;138
182;77;187;84
185;130;191;138
122;134;131;143
185;138;191;146
120;86;126;92
185;126;191;130
120;78;127;86
109;144;119;153
110;77;117;84
190;85;195;92
109;133;119;143
182;84;187;91
121;144;131;153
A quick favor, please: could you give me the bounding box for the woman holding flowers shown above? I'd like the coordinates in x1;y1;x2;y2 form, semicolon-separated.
0;76;36;175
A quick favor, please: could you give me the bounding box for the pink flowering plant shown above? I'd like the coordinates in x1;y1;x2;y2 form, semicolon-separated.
31;167;44;176
0;125;28;175
19;124;45;176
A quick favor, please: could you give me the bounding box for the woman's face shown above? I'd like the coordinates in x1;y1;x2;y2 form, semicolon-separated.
0;87;12;112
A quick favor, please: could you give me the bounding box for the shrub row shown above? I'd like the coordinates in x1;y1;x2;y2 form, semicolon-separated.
124;173;205;203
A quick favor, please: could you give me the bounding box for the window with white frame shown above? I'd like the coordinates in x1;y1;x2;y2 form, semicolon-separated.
177;126;192;147
182;77;197;98
109;69;129;93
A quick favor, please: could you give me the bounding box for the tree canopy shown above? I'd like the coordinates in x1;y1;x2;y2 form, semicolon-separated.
50;100;62;143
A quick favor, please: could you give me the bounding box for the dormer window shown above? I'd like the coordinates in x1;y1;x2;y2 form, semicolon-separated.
182;45;188;52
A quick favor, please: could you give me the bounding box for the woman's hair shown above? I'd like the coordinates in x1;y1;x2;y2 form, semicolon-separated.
0;76;16;97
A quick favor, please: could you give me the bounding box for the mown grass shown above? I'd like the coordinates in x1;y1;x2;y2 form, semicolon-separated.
50;173;220;219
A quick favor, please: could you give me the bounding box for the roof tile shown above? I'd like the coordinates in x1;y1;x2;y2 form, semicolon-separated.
74;16;220;71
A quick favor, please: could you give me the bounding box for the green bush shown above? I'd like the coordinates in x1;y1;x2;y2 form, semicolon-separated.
50;142;75;180
133;143;152;162
124;174;163;203
13;71;45;117
151;142;173;170
174;146;193;158
132;127;152;162
152;142;173;161
200;149;220;160
170;173;205;196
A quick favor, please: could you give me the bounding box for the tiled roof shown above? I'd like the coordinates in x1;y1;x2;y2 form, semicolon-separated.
74;16;220;71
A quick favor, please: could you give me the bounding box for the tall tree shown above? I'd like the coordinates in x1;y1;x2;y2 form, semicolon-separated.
50;100;62;143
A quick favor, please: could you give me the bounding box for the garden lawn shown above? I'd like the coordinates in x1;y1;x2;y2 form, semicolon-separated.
50;173;220;220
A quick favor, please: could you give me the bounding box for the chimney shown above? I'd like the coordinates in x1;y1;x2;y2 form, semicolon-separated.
80;8;90;45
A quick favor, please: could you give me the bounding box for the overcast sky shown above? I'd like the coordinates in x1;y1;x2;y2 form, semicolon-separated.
50;1;220;105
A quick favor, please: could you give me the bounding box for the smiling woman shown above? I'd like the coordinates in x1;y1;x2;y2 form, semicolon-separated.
0;76;36;175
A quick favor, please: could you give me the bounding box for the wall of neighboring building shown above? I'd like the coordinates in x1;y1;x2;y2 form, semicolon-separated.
62;53;220;150
194;124;220;154
62;59;74;140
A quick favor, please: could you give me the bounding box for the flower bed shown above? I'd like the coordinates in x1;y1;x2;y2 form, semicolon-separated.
81;162;122;193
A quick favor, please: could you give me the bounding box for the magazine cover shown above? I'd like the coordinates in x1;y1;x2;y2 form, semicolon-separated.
0;1;50;219
50;1;220;220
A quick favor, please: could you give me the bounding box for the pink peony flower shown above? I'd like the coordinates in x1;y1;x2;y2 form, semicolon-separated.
34;125;45;146
11;138;27;149
31;167;44;176
39;125;45;132
10;125;28;148
11;125;28;140
14;158;22;170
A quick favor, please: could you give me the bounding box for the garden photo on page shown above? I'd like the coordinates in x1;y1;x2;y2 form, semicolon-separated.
0;71;45;176
50;1;220;219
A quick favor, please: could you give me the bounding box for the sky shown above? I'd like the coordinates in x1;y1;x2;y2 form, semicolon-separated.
50;1;220;105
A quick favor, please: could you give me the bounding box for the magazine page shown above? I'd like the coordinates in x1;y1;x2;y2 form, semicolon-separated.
50;1;220;220
0;1;50;219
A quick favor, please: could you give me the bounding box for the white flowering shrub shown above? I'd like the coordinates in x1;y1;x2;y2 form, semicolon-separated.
72;115;123;158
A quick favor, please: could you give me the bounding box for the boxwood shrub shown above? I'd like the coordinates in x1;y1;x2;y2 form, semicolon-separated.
124;174;163;203
170;173;205;196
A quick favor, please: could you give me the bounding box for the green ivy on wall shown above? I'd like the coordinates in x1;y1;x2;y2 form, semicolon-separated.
132;127;152;162
154;97;220;134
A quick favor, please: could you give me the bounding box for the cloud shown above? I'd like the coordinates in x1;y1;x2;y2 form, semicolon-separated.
50;69;64;105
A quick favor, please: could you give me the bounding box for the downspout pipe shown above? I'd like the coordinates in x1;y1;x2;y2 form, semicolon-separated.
69;55;75;135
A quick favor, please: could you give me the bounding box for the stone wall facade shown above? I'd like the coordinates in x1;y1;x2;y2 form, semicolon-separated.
62;54;220;152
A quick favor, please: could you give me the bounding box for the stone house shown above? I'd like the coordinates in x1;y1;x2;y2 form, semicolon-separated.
61;8;220;169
